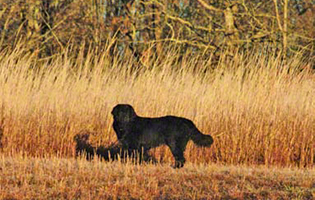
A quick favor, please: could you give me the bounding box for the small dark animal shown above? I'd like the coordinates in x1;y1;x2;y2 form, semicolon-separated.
73;133;155;163
74;133;95;160
111;104;214;168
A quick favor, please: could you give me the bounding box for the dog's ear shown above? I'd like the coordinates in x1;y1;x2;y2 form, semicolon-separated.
125;105;136;121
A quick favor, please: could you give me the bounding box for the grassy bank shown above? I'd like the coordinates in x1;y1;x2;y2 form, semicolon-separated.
0;46;314;167
0;155;314;199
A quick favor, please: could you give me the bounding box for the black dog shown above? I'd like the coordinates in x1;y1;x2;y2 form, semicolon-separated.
111;104;214;168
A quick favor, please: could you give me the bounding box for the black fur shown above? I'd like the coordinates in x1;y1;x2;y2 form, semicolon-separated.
111;104;214;168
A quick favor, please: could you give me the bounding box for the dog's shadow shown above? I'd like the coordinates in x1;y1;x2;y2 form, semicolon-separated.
73;133;156;164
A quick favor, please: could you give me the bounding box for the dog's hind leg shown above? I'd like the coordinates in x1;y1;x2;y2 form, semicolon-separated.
168;143;186;168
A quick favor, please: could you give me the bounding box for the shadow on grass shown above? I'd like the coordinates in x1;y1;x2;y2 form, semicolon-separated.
74;133;156;164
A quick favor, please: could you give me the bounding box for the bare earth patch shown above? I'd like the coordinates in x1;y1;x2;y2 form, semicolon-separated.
0;155;314;200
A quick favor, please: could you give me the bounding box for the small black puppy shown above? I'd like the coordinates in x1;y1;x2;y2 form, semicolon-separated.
111;104;213;168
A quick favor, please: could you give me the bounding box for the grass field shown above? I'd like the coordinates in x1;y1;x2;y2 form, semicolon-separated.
0;46;314;167
0;155;314;199
0;46;314;199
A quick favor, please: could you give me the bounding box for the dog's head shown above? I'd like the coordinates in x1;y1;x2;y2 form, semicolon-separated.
111;104;137;122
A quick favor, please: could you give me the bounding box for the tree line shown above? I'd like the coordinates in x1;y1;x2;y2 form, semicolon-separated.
0;0;314;65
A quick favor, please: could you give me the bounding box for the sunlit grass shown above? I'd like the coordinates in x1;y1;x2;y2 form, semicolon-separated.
0;45;314;167
0;154;314;199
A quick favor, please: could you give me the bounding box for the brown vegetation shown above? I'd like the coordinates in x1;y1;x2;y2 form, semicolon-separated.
0;0;314;61
0;1;314;198
0;45;313;168
0;155;314;199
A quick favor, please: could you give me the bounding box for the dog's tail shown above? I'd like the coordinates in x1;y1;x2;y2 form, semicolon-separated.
187;121;213;147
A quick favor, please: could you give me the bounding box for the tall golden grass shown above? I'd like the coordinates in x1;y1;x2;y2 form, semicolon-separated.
0;45;314;167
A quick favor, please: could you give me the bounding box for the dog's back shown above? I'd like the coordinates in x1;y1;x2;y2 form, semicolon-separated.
136;116;213;147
